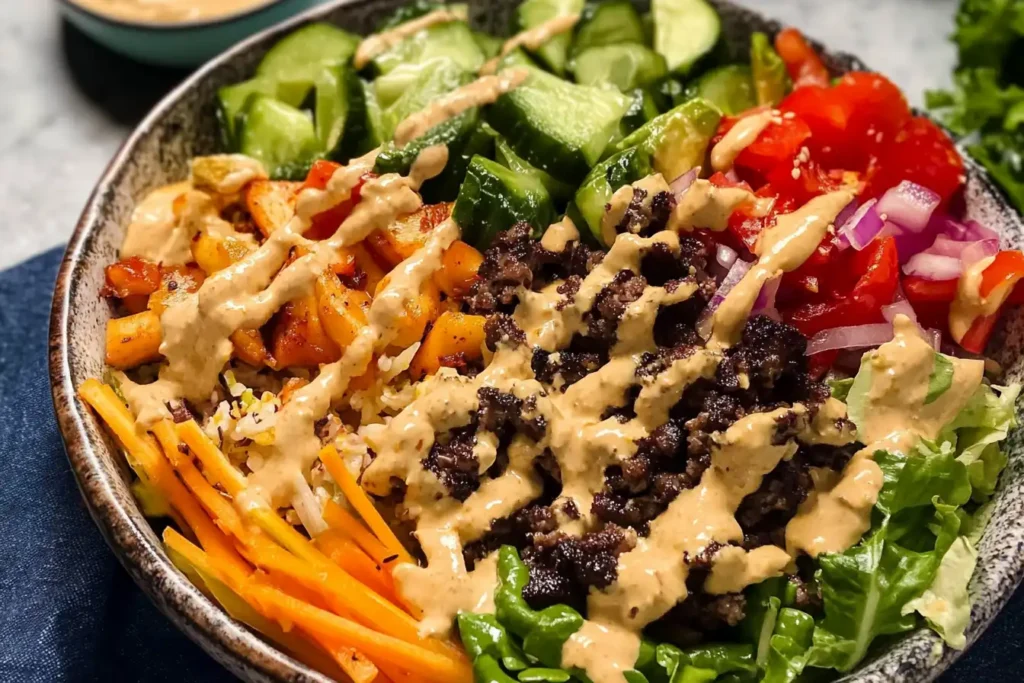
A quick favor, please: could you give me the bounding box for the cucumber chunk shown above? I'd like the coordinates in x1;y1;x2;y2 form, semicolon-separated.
495;136;575;204
571;0;646;56
650;76;687;112
375;108;492;202
572;44;667;91
216;77;278;151
516;0;585;76
751;32;791;106
372;21;485;76
379;59;470;141
685;65;756;115
316;65;380;161
377;1;468;30
453;155;556;248
488;67;630;182
610;97;721;182
238;96;321;180
619;88;660;134
574;146;653;244
652;0;720;74
256;23;361;106
496;47;541;71
473;31;503;59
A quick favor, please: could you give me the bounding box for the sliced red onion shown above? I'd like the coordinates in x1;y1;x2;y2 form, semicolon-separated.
753;276;780;313
806;324;895;355
962;219;999;242
881;298;918;324
698;258;751;339
725;169;741;184
926;328;942;350
670;167;700;197
838;199;884;250
716;243;738;269
876;181;941;233
903;252;963;280
961;239;999;267
834;199;859;232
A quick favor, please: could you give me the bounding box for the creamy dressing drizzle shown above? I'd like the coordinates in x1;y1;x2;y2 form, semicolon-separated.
710;110;777;173
785;316;984;557
353;7;469;69
949;255;1007;343
669;178;772;233
479;13;581;75
393;68;530;147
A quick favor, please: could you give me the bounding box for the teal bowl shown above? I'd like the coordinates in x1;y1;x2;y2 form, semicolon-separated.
58;0;321;67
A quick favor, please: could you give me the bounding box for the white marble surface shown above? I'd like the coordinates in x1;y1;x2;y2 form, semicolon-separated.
0;0;959;270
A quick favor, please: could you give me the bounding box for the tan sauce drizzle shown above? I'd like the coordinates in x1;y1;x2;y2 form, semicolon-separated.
711;191;853;347
710;110;777;173
120;182;193;265
949;255;1007;344
393;68;530;147
601;175;673;246
353;7;469;69
668;179;772;233
479;13;581;75
541;216;580;253
785;316;984;557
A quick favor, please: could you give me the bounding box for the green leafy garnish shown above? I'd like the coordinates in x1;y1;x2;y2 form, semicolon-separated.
925;353;955;404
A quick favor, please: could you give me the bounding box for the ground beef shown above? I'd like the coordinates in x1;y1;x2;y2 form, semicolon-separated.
585;269;648;349
612;188;676;237
463;504;559;570
478;387;547;443
467;223;603;315
484;313;526;352
531;348;603;389
421;424;479;501
521;525;637;611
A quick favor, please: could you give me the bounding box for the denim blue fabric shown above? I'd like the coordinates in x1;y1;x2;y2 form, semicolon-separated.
0;246;1020;682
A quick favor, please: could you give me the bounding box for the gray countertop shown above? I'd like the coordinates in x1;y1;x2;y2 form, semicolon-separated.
0;0;959;270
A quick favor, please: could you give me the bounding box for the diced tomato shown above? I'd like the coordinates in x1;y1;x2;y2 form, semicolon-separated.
707;171;753;193
903;276;958;303
774;28;830;89
960;313;1000;354
783;236;899;337
779;86;849;166
862;116;964;206
734;116;813;177
765;159;839;206
778;234;842;305
979;250;1024;299
724;184;794;254
300;161;376;241
832;72;910;166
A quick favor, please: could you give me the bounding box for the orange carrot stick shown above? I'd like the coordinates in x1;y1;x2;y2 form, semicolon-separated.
315;529;397;600
322;499;395;566
175;419;248;497
319;445;415;564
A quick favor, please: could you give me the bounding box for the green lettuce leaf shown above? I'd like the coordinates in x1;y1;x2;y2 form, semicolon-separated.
762;608;814;683
944;383;1021;501
901;535;978;649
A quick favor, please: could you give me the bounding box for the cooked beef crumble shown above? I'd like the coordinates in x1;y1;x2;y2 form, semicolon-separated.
420;226;855;640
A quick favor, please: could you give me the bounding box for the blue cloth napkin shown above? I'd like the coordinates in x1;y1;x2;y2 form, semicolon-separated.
1;246;1022;682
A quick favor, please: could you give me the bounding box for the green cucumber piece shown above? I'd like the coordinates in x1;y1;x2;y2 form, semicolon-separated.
610;97;721;182
379;59;470;141
474;31;504;59
516;0;585;76
372;21;485;76
620;88;659;135
495;136;575;204
751;31;791;106
216;77;278;151
238;95;321;180
316;66;380;161
374;109;492;202
574;146;653;244
572;44;667;91
378;1;467;30
650;76;687;112
256;23;361;106
487;67;630;182
652;0;720;74
685;64;756;115
453;155;556;248
496;48;541;71
571;0;646;56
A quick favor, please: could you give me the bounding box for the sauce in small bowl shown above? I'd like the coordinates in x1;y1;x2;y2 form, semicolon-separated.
59;0;319;67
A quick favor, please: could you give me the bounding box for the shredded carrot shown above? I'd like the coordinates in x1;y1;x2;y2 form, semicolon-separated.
166;530;471;683
319;445;416;565
176;419;248;496
78;380;250;577
316;529;397;600
322;498;395;566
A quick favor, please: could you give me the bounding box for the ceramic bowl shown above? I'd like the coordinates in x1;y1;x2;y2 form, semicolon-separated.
57;0;320;67
49;0;1024;681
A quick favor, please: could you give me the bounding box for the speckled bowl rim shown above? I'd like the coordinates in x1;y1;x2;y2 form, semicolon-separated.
48;1;1024;682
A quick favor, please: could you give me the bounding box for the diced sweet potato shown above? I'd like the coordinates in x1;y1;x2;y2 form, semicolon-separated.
433;240;483;299
366;202;453;268
271;294;341;368
148;265;206;315
106;310;163;369
375;274;442;351
245;180;300;237
230;328;269;368
103;257;162;299
410;312;487;379
191;232;255;275
316;271;372;350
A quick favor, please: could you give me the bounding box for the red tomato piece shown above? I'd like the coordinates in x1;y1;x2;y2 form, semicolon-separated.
736;116;813;177
862;116;964;206
778;86;849;166
960;312;1000;354
979;250;1024;299
832;72;910;164
300;162;376;241
774;28;830;89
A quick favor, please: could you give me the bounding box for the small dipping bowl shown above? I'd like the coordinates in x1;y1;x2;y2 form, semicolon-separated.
58;0;320;67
